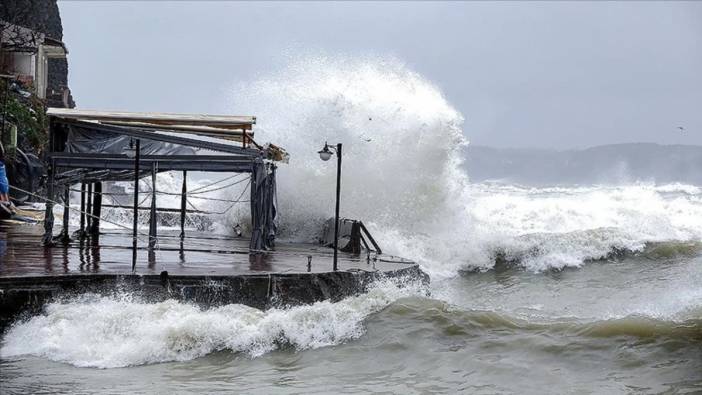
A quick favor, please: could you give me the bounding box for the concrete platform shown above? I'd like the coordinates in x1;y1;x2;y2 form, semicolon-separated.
0;223;427;327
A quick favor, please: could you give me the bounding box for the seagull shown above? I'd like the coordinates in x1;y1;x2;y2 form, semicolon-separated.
677;126;685;132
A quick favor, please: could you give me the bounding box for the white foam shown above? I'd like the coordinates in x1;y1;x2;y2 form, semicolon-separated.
0;279;426;368
460;183;702;271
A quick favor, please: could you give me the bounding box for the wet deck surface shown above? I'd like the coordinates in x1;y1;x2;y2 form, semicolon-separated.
0;223;414;278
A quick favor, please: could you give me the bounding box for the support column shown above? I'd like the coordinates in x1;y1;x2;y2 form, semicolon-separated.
179;170;187;239
41;159;55;246
148;163;157;249
90;182;102;237
78;182;86;239
86;183;93;233
59;184;70;244
131;139;140;272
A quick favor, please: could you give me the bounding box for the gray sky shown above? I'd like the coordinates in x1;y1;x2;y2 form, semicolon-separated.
59;1;702;149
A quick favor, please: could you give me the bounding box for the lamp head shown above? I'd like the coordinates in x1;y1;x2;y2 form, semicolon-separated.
318;143;333;161
123;138;137;158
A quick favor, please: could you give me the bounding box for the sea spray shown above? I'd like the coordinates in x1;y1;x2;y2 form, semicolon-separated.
67;55;702;274
224;54;702;274
225;55;472;277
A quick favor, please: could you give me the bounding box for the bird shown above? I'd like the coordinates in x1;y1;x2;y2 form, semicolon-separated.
677;126;685;133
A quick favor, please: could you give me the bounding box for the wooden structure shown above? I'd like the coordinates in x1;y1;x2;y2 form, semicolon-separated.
42;108;285;264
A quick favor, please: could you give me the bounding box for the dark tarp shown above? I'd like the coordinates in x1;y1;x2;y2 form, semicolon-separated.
249;159;277;251
66;124;197;156
7;148;44;202
53;124;199;185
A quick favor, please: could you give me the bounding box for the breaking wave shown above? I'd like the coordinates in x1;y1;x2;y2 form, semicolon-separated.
221;54;702;275
0;279;427;368
3;280;699;369
461;183;702;272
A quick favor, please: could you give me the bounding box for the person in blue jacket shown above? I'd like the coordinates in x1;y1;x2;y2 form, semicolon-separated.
0;153;11;203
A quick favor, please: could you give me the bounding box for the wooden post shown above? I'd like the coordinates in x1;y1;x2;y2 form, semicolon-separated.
148;162;157;249
179;170;187;239
90;182;102;236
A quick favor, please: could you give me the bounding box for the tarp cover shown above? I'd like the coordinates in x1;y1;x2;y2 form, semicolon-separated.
249;159;277;251
66;124;197;156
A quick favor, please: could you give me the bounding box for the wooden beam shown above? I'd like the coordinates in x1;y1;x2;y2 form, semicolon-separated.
47;108;255;130
100;121;252;142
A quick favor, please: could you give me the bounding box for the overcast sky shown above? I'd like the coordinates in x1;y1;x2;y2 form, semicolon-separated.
59;1;702;149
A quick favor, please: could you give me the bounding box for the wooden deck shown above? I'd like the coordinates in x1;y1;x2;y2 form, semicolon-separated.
0;223;415;278
0;222;425;325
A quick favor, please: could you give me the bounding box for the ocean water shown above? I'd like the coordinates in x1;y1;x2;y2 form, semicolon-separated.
1;57;701;393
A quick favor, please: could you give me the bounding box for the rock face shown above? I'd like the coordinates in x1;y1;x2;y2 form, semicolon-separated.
0;1;63;40
0;0;75;108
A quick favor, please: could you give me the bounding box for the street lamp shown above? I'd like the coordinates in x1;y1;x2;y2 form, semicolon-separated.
318;141;342;271
123;138;138;158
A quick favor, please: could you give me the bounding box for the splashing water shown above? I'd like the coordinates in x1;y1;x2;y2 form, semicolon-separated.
223;55;702;276
0;279;427;368
6;56;702;373
62;55;702;276
226;55;471;278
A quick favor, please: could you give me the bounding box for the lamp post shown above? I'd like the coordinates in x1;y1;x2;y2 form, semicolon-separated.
125;138;140;272
318;142;342;271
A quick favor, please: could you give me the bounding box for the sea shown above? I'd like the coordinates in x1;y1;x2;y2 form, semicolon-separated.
1;56;700;394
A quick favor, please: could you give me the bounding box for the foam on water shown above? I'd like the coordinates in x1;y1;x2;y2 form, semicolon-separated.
461;182;702;271
0;278;427;368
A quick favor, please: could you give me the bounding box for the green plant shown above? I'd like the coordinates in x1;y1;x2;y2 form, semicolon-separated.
1;87;48;153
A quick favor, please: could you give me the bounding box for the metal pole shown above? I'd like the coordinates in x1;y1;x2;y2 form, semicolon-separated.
86;183;92;232
90;182;102;236
42;121;56;246
79;182;86;238
333;143;342;271
180;170;187;239
61;185;70;243
131;139;140;272
148;162;157;249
